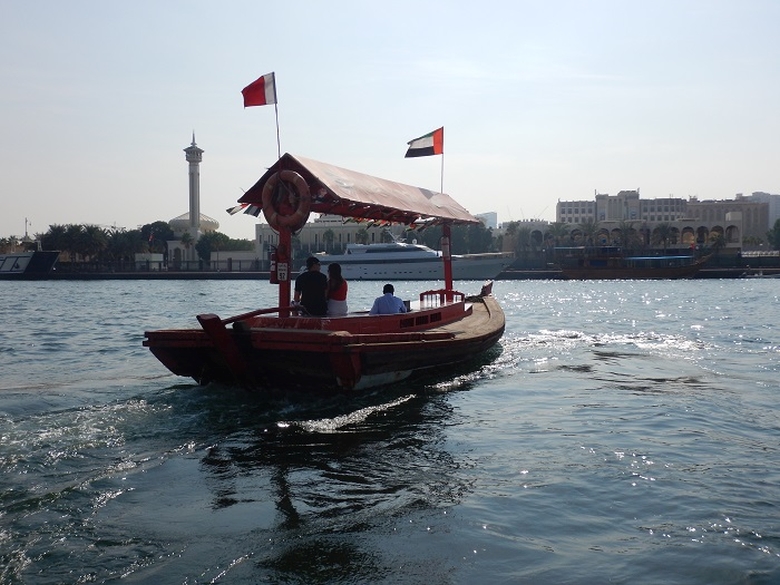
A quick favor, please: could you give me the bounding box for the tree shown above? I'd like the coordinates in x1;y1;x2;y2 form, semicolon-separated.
40;224;68;252
105;228;144;263
651;222;674;252
355;228;369;244
578;220;600;247
195;231;230;262
141;221;175;254
81;225;109;261
323;229;335;252
64;224;85;261
612;220;643;250
0;237;13;253
708;232;726;255
180;231;194;253
546;222;569;247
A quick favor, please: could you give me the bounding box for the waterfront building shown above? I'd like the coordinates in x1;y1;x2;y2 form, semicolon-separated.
685;195;768;243
744;191;780;230
556;190;771;249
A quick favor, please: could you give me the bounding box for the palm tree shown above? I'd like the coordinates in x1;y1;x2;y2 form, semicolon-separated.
546;222;570;247
708;232;726;256
64;224;85;262
652;222;674;252
180;231;194;260
41;224;68;252
613;220;644;251
323;229;335;252
82;225;108;261
578;220;600;248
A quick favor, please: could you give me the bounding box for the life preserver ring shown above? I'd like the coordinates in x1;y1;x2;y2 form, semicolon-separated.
261;170;312;231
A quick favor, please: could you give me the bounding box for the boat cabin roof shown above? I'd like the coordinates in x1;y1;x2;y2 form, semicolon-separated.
238;153;481;226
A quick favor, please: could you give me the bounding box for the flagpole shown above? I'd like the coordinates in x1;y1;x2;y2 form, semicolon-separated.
440;152;445;195
274;103;281;160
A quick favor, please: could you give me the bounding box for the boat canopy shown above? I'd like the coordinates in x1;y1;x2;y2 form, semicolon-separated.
238;153;481;227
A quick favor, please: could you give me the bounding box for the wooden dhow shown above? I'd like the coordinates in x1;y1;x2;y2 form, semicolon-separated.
144;154;505;392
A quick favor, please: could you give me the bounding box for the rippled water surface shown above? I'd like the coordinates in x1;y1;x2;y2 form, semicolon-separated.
1;279;779;584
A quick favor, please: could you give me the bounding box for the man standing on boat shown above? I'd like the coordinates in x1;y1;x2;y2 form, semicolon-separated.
294;257;328;316
369;284;408;315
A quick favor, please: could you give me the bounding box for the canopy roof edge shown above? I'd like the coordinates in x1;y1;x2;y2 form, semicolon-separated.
238;153;481;227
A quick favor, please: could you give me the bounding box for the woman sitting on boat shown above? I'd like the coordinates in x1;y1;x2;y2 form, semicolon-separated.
326;262;348;316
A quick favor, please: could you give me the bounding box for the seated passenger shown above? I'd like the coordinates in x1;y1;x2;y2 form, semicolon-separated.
293;257;328;317
369;283;407;315
326;263;348;316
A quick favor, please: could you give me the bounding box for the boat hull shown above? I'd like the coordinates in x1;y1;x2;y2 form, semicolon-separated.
0;251;59;278
312;243;511;281
560;264;705;280
144;293;504;393
558;251;710;280
334;256;510;281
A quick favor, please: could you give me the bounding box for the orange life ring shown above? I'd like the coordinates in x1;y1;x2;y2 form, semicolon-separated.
261;170;312;231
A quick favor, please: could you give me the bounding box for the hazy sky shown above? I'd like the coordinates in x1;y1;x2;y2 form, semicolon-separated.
2;1;778;241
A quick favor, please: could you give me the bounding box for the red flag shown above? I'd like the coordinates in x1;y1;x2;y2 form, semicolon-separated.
404;127;444;157
242;72;277;107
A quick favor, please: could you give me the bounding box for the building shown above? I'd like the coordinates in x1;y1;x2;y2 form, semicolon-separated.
685;195;768;242
745;192;780;231
476;212;498;230
556;189;771;249
165;135;222;267
558;190;688;224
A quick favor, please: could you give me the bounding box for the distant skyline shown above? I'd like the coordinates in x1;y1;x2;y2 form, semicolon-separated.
2;1;779;240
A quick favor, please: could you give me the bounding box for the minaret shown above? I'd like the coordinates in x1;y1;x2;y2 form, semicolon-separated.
183;132;204;237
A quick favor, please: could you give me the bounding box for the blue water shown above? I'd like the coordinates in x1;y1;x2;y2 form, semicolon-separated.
1;279;779;584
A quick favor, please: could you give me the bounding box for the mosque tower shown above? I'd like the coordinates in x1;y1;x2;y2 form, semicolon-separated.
183;133;204;236
169;134;219;265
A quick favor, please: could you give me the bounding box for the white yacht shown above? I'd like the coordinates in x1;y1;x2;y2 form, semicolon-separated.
310;242;512;281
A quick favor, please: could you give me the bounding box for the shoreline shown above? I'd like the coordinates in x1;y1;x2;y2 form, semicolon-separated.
3;267;773;281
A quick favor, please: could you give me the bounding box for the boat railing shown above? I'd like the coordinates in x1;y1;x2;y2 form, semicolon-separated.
221;306;288;325
420;289;465;307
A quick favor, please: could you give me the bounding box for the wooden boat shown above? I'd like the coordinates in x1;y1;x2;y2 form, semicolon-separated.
557;246;710;280
143;153;505;392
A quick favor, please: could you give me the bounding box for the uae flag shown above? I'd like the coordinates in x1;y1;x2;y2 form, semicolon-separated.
242;72;277;107
404;127;444;158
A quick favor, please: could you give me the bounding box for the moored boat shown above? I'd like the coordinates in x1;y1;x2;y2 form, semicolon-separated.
308;241;512;281
557;246;710;280
144;153;505;393
0;250;59;279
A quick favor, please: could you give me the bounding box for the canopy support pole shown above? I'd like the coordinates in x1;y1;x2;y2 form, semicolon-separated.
442;222;454;295
278;228;292;317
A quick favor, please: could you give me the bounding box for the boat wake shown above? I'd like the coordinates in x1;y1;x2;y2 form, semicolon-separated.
286;394;416;434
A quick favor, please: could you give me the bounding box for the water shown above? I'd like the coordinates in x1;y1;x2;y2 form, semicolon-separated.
1;279;779;584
